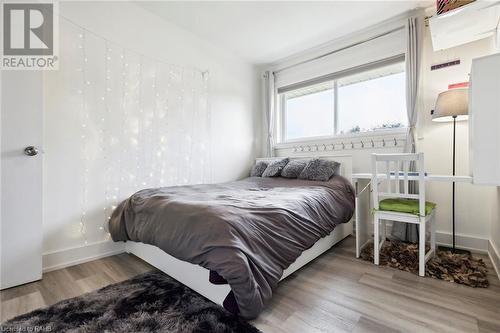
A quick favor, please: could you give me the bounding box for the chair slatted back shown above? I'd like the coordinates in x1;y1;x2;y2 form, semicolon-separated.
371;153;425;217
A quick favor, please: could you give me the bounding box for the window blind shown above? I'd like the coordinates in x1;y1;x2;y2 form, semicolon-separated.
275;28;406;94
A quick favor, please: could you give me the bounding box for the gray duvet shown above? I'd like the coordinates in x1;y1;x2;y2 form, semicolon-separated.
109;176;355;318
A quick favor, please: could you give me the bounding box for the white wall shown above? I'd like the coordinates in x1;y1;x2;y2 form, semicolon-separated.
418;25;497;251
42;2;261;270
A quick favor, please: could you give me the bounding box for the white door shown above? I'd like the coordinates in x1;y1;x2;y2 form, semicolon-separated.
1;71;43;289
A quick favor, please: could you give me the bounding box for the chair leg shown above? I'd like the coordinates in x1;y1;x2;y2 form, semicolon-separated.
431;213;436;256
419;218;426;277
374;215;379;265
381;220;387;244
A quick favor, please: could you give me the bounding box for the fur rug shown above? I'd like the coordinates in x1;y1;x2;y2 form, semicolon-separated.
1;271;261;333
360;240;489;288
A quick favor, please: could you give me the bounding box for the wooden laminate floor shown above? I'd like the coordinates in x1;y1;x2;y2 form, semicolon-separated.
1;236;499;333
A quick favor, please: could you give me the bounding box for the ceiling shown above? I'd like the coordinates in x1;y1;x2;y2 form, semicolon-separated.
136;1;431;65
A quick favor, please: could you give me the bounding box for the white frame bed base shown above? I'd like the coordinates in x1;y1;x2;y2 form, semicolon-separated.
126;155;353;308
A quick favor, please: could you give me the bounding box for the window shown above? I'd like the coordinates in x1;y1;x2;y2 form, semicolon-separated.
283;82;334;140
279;60;407;142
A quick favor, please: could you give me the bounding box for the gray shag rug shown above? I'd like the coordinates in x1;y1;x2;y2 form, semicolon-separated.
1;271;261;333
360;239;489;288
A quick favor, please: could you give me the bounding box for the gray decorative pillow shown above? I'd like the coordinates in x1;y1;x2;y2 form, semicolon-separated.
281;159;309;178
250;161;269;177
299;158;340;181
262;158;290;177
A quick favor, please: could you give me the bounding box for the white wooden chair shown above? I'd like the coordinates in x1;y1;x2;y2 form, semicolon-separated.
371;153;436;277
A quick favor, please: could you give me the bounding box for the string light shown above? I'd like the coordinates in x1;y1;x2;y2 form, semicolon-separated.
203;71;213;183
117;49;127;202
151;65;162;186
69;22;211;247
102;40;111;231
79;30;89;246
136;57;144;188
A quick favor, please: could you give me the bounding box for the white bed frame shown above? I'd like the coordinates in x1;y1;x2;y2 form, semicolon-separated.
125;155;353;308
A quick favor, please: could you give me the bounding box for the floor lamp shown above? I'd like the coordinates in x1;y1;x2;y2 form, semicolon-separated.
431;88;469;254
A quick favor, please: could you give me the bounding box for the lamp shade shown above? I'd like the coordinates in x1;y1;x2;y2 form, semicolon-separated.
432;88;469;122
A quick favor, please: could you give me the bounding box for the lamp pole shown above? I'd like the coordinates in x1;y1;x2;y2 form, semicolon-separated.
452;116;456;251
450;116;470;255
432;88;469;254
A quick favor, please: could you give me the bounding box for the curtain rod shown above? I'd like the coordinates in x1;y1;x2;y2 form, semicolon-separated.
273;25;406;75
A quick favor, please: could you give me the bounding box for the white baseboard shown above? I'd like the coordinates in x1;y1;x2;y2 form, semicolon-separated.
377;221;489;253
488;240;500;281
435;231;489;254
42;240;126;272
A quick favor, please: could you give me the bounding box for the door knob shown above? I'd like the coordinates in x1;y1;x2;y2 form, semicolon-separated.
24;146;39;156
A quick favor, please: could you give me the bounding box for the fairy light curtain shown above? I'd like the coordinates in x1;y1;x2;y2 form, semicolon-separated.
43;19;211;251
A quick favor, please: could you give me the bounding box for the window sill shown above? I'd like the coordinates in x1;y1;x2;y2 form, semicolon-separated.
274;127;409;150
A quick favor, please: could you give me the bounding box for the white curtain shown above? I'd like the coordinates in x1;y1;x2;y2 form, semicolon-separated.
392;15;424;242
404;15;423;156
264;71;276;157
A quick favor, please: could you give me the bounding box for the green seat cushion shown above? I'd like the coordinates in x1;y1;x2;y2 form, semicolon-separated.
379;198;436;216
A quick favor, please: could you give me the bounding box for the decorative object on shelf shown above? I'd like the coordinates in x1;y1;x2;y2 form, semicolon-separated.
437;0;475;15
448;81;468;89
360;239;488;288
431;88;469;254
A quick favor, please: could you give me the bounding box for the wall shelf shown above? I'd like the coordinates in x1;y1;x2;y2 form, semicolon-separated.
429;1;500;51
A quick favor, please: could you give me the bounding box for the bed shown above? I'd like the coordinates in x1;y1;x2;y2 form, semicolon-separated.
109;155;354;319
